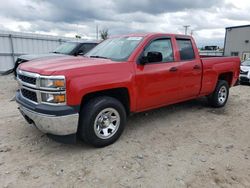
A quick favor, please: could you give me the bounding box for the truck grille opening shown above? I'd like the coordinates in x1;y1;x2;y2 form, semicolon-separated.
21;88;37;102
18;74;36;85
240;77;249;82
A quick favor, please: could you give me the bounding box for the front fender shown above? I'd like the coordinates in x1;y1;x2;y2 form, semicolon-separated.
65;71;137;112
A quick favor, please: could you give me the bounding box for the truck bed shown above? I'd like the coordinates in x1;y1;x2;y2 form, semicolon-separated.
199;56;240;96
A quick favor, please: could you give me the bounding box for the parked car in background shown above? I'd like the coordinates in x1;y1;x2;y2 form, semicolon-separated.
12;40;99;77
16;33;240;147
239;58;250;84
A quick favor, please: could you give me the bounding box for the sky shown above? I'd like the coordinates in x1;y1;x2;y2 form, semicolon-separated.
0;0;249;47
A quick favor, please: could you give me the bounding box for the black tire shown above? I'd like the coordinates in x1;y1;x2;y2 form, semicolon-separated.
207;80;229;108
78;96;126;147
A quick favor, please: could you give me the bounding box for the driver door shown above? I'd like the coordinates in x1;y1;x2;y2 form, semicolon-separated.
135;37;181;111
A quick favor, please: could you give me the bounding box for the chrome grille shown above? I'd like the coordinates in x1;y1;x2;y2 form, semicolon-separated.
17;69;66;105
21;88;38;102
18;74;36;85
17;70;38;103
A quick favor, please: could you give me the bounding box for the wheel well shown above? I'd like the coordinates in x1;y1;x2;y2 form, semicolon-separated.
80;88;130;115
218;72;233;86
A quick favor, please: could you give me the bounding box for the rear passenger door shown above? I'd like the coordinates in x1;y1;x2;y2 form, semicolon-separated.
176;38;202;99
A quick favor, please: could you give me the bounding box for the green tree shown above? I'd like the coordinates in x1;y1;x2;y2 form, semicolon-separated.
75;35;81;39
100;28;109;40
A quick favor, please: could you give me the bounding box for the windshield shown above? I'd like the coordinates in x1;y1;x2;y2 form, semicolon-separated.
85;36;143;61
242;59;250;66
53;42;78;54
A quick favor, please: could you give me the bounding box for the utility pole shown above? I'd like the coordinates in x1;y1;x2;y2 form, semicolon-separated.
183;25;190;35
96;25;99;40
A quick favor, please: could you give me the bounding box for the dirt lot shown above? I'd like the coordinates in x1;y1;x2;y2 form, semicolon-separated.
0;75;250;188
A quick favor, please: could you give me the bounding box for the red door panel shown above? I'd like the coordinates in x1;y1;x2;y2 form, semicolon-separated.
135;62;180;111
179;60;202;99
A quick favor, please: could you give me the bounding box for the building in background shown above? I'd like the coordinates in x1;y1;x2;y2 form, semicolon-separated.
0;31;73;73
224;25;250;61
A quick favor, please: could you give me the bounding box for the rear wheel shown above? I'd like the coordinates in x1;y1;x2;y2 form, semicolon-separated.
78;96;126;147
207;80;229;108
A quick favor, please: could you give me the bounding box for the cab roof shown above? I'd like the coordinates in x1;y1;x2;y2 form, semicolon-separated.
110;33;192;39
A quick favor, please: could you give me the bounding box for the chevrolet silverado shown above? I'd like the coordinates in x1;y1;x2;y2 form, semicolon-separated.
16;33;240;147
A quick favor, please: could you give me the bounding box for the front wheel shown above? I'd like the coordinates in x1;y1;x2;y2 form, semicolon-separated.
78;96;126;147
207;80;229;108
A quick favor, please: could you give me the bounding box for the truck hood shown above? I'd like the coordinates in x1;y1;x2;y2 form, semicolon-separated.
18;53;67;61
19;56;125;76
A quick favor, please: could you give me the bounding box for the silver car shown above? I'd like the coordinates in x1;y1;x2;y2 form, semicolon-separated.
240;58;250;84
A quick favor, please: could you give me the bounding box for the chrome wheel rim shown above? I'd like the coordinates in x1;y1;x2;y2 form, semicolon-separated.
94;108;120;139
218;86;227;104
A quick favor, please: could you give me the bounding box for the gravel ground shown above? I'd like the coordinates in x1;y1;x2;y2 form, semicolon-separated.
0;75;250;188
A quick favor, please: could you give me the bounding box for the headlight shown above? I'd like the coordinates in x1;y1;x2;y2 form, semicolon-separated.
41;93;66;104
39;76;66;104
40;77;65;89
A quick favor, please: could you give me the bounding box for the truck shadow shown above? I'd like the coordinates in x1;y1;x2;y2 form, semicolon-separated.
124;96;228;134
62;97;210;150
127;97;209;123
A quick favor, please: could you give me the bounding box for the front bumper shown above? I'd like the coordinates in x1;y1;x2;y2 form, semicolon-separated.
239;75;250;83
19;105;79;135
16;91;79;136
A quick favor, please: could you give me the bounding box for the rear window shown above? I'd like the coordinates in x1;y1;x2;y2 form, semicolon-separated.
176;39;195;60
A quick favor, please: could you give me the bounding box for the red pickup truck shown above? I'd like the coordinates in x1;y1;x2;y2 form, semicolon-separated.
16;33;240;147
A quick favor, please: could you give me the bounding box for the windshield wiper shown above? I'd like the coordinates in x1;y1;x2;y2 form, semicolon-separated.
90;55;109;59
52;51;61;54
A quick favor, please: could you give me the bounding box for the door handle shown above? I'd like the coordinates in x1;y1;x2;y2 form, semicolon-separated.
193;65;201;70
169;67;178;72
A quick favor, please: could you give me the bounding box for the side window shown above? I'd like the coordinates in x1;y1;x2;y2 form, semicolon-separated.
79;43;97;54
176;39;195;60
144;39;174;62
231;52;239;56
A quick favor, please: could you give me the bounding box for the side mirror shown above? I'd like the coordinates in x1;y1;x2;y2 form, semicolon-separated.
147;51;163;63
139;51;163;65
